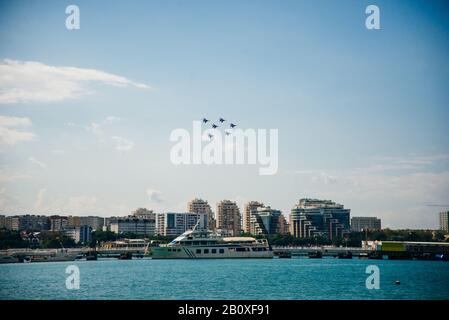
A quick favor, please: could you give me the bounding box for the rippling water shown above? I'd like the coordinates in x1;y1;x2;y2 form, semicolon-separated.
0;258;448;300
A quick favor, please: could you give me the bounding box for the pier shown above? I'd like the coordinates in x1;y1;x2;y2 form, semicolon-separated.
272;246;371;258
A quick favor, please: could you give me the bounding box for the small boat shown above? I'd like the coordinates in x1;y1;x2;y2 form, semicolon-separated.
0;255;20;264
277;251;292;259
337;251;353;259
85;251;98;261
358;252;369;259
308;251;322;259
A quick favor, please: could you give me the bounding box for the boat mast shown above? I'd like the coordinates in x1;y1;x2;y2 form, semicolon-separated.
192;215;201;232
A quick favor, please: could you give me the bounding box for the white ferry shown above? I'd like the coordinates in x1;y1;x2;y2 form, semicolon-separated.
150;226;273;259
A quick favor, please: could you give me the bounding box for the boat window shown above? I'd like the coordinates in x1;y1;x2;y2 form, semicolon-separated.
177;249;181;252
219;249;224;254
204;249;209;254
196;249;201;254
200;241;208;245
212;249;217;254
168;249;171;252
236;247;246;252
192;241;199;246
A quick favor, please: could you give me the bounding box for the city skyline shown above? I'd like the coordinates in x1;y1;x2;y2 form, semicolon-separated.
1;0;449;229
0;195;446;230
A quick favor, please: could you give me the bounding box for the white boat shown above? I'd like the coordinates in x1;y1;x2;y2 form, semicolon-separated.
150;224;273;259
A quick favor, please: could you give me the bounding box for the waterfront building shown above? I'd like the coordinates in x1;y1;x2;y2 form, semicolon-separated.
290;198;350;240
250;206;287;235
50;216;68;231
216;200;242;236
440;211;449;232
64;225;92;244
243;201;264;234
110;217;156;236
156;212;207;236
351;216;381;232
188;198;216;231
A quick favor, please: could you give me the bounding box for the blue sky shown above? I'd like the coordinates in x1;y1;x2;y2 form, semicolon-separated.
0;0;448;228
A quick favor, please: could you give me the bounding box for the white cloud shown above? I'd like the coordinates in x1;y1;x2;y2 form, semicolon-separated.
147;189;163;203
0;115;36;145
86;116;121;137
0;59;151;104
29;157;47;168
112;136;134;151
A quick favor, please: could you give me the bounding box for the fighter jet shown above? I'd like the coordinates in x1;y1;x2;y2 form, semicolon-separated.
212;123;219;129
208;133;214;140
219;118;226;123
230;123;237;128
202;118;209;124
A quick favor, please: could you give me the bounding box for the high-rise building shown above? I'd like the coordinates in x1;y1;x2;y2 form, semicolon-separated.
80;216;105;231
20;215;50;231
64;225;92;244
132;208;155;220
2;215;50;231
67;216;81;227
216;200;241;236
4;216;18;230
351;217;381;232
279;214;288;235
50;216;68;231
156;212;207;236
110;217;156;236
68;216;105;230
440;211;449;232
290;199;350;240
0;215;6;229
243;201;264;234
188;198;215;230
250;206;287;236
